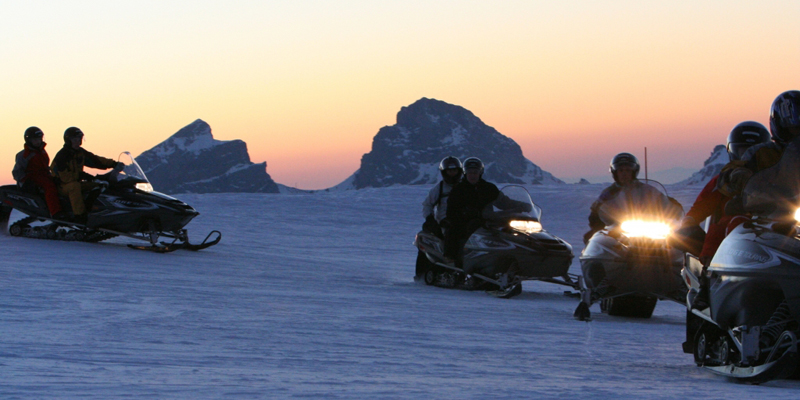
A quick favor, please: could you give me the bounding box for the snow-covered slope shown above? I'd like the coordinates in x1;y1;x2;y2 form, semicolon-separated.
677;145;728;186
136;119;280;194
334;98;562;190
2;184;799;398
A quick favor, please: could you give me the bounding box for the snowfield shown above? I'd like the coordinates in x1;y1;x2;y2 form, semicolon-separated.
3;184;800;398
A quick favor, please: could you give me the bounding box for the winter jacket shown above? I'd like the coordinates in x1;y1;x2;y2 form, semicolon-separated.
51;145;117;185
13;143;53;184
422;181;455;222
684;175;731;259
446;178;500;227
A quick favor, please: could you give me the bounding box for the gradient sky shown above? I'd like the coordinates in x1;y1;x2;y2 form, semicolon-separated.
2;1;798;189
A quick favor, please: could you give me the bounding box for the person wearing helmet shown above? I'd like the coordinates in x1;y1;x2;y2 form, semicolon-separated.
422;156;463;233
583;153;641;244
442;157;501;265
51;127;123;223
674;121;771;267
12;127;63;218
584;152;682;244
676;121;773;347
416;156;463;279
718;91;800;198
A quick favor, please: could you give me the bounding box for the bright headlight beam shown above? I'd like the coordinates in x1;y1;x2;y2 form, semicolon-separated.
620;220;670;239
510;220;542;234
136;182;154;192
795;208;800;222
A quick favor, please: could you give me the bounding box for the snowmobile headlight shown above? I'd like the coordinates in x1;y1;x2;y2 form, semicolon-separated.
794;208;800;222
136;182;154;192
510;220;542;234
620;220;670;239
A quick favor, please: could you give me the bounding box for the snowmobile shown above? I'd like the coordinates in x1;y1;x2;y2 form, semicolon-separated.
0;152;220;252
414;185;578;299
681;137;800;383
573;180;686;321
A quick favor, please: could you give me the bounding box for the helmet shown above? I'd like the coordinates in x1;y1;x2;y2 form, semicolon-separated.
438;156;463;185
726;121;770;161
609;153;640;183
769;90;800;144
24;126;44;146
64;126;83;144
463;157;484;176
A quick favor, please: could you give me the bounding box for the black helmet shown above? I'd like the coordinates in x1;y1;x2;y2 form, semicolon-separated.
438;156;463;185
24;126;44;146
64;126;84;144
463;157;484;176
726;121;770;161
769;90;800;144
609;152;640;183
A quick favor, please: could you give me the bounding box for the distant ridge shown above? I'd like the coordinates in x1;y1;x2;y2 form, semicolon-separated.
333;98;562;190
136;119;280;194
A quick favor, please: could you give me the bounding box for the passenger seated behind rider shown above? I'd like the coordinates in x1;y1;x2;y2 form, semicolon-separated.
584;152;681;244
674;122;770;266
416;156;463;279
12;127;64;219
717;91;800;202
422;156;463;238
51;127;123;223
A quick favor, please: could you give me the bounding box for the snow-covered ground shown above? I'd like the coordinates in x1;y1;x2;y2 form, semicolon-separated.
2;184;800;398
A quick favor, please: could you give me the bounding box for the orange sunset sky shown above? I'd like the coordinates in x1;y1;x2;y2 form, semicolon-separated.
2;1;798;189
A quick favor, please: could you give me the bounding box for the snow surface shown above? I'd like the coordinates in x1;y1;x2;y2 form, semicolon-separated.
3;184;800;398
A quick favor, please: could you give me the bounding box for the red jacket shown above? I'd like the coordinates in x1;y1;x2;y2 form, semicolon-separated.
684;175;731;258
13;143;52;183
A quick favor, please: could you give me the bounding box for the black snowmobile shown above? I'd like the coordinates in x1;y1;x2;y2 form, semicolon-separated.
0;152;220;252
414;185;578;299
573;180;686;321
681;137;800;383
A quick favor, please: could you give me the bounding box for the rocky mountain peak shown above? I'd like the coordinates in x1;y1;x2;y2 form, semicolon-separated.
334;98;562;189
135;120;279;194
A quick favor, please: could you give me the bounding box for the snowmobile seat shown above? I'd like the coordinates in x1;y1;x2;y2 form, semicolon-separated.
19;180;45;196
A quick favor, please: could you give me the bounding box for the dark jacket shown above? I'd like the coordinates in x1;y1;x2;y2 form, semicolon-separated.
585;182;624;241
446;178;500;227
13;143;52;183
51;145;117;185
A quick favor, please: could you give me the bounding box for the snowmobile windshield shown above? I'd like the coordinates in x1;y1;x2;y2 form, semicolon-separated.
483;185;542;222
116;152;154;192
596;180;683;227
742;136;800;219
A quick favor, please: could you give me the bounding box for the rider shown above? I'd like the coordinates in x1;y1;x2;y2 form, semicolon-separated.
416;156;463;279
675;121;770;266
584;152;682;244
443;157;500;266
12;127;63;218
51;127;123;223
584;153;637;243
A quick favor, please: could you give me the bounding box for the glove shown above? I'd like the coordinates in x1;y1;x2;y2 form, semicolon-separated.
670;225;705;256
680;216;697;228
724;195;745;216
113;162;125;172
423;215;439;232
583;230;595;245
423;215;444;239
